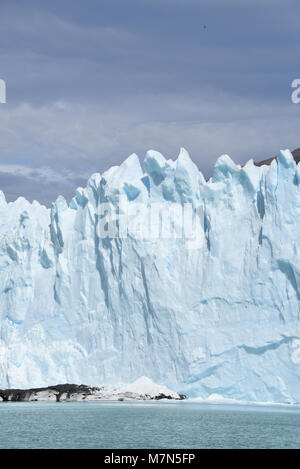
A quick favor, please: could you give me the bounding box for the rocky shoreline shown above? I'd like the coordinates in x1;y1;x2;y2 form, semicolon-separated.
0;382;187;402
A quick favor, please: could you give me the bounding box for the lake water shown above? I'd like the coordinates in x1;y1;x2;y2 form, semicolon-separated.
0;401;299;449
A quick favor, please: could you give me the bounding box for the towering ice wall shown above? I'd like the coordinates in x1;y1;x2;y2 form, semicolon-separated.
0;148;300;403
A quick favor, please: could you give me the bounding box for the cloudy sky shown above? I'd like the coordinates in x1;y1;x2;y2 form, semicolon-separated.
0;0;300;205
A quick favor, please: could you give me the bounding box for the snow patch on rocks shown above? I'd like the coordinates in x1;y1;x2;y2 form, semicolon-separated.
119;376;181;400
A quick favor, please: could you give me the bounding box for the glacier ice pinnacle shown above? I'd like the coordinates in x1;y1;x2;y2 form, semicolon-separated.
0;147;300;403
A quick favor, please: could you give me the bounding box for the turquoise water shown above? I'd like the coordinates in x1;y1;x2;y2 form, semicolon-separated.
0;401;299;449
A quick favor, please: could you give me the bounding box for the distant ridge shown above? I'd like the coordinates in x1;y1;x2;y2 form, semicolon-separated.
255;148;300;167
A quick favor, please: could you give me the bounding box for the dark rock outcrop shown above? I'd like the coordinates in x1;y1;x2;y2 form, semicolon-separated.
0;384;100;402
254;148;300;167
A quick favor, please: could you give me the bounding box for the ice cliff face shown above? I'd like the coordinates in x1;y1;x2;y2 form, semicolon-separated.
0;148;300;403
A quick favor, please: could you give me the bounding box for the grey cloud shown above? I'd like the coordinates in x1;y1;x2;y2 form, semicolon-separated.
0;0;299;204
0;171;86;207
0;91;299;205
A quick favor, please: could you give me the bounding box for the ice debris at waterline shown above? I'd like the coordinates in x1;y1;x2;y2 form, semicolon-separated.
0;148;300;404
0;377;185;402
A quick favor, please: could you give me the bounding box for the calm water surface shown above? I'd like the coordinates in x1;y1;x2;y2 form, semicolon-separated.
0;401;299;449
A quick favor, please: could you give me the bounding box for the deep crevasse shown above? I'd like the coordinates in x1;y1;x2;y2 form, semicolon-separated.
0;148;300;403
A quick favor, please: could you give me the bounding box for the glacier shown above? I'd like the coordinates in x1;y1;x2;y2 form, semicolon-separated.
0;147;300;403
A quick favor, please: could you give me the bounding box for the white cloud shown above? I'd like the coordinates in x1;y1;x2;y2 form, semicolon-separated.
0;163;88;185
